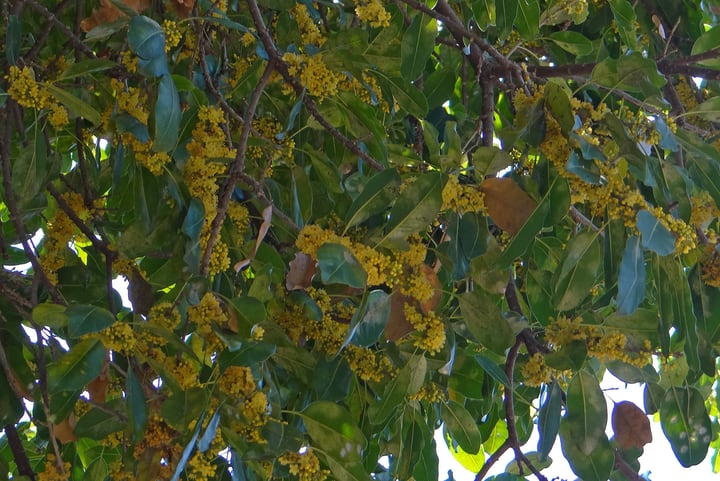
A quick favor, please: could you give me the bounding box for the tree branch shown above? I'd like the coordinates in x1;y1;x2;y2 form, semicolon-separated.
24;0;95;59
3;425;35;480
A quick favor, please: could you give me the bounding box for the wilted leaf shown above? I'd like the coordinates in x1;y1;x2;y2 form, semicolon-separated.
235;204;272;271
612;401;652;450
286;252;316;290
482;177;537;235
51;415;77;444
86;358;109;404
80;0;150;32
385;290;415;342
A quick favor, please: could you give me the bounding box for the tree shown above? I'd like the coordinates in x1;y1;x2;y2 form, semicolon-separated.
4;0;720;479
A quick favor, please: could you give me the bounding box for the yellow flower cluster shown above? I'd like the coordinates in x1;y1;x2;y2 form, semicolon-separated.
219;366;268;442
249;116;295;168
278;448;329;481
126;135;172;175
701;246;720;287
690;191;720;230
563;0;589;20
99;321;136;353
339;72;389;112
647;206;696;254
545;316;652;367
133;415;177;457
219;366;257;397
168;355;201;389
187;292;226;338
112;79;149;124
410;382;447;403
187;452;216;481
521;353;551;387
6;65;69;128
404;303;446;354
344;344;394;382
442;174;486;214
283;52;341;100
293;3;325;47
162;20;183;52
37;455;71;481
355;0;391;27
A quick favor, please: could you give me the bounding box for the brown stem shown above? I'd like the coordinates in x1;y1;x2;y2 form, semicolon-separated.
480;78;495;148
23;0;74;62
200;58;276;275
24;0;95;59
4;425;35;480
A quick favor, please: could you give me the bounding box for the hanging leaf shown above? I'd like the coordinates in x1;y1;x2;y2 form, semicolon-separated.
458;288;515;354
548;31;594;56
345;289;391;348
612;401;652;450
481;177;537;236
565;370;607;455
660;386;712;467
495;0;517;40
286;252;316;290
400;14;437;80
440;400;483;454
74;405;125;440
515;0;540;40
377;172;443;248
128;15;166;60
560;419;614;481
617;235;646;315
344;168;401;232
551;230;601;311
47;339;106;393
300;401;367;462
636;209;675;256
153;75;180;151
316;243;368;288
537;381;563;460
368;355;426;425
66;304;116;338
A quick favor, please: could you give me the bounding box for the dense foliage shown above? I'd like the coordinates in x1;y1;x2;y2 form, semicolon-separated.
6;0;720;480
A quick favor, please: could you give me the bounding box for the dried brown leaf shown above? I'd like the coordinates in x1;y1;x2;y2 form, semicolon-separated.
286;253;316;291
481;177;537;235
235;205;273;272
385;291;414;342
51;415;77;444
86;358;109;404
80;0;150;32
612;401;652;450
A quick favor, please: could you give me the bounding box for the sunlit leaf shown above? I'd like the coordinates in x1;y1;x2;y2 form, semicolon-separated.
660;386;712;467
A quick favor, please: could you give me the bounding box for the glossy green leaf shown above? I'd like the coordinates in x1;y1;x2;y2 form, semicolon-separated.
47;339;106;392
74;404;125;439
313;357;352;401
548;31;594;56
377;172;443;248
413;438;439;481
537;381;563;460
544;80;575;133
395;413;426;479
128;16;166;59
300;401;367;462
369;355;426;425
170;410;204;481
476;355;510;388
515;0;540;40
32;304;69;330
316;243;368;288
617;235;646;315
636;209;675;256
217;341;276;369
495;201;549;269
565;370;607;454
6;15;20;65
560;419;614;481
153;75;180;152
58;59;118;80
608;0;638;49
496;0;517;39
551;230;601;311
448;353;485;399
401;14;437;80
182;198;205;240
344;168;401;231
66;304;116;338
660;386;712;467
346;289;391;347
473;147;514;178
375;73;429;119
691;24;720;68
441;400;483;454
591;53;666;96
321;457;371;481
198;408;221;453
43;83;102;125
161;388;207;430
689;96;720;122
126;366;147;440
458;288;515;354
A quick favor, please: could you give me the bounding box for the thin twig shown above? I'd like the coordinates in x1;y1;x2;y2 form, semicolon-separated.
24;0;95;59
200;58;276;275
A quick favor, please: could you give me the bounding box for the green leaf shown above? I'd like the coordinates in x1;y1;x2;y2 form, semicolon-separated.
66;304;115;338
170;410;205;481
198;408;221;452
565;370;607;454
43;83;102;125
374;73;429;118
544;81;575;134
400;14;437;80
0;364;23;425
688;96;720;122
58;59;118;80
473;147;514;177
515;0;540;40
617;235;646;315
547;31;594;56
551;230;601;311
321;457;371;481
126;367;147;440
346;289;391;348
6;15;20;65
161;388;207;430
344;169;401;231
476;355;510;388
660;386;712;467
413;438;439;481
313;357;352;401
441;400;483;454
560;420;614;481
300;401;367;462
316;243;368;288
128;15;166;59
395;413;426;479
153;75;180;152
472;0;496;30
448;353;485;399
494;200;550;269
74;404;125;440
537;381;563;460
217;341;276;369
32;304;68;330
377;172;443;248
458;289;515;354
182;198;205;241
47;339;106;392
636;209;675;256
496;0;517;40
608;0;638;49
690;25;720;69
369;355;426;425
591;53;666;96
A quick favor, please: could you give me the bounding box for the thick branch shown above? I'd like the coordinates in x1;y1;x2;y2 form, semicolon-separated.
4;425;35;480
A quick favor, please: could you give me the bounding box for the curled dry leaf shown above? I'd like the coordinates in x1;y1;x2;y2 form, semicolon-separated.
286;252;316;291
51;415;77;444
481;177;537;235
235;205;273;272
80;0;150;32
86;357;110;404
385;265;442;341
612;400;653;450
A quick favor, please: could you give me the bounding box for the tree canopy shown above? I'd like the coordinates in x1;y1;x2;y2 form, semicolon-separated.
4;0;720;480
